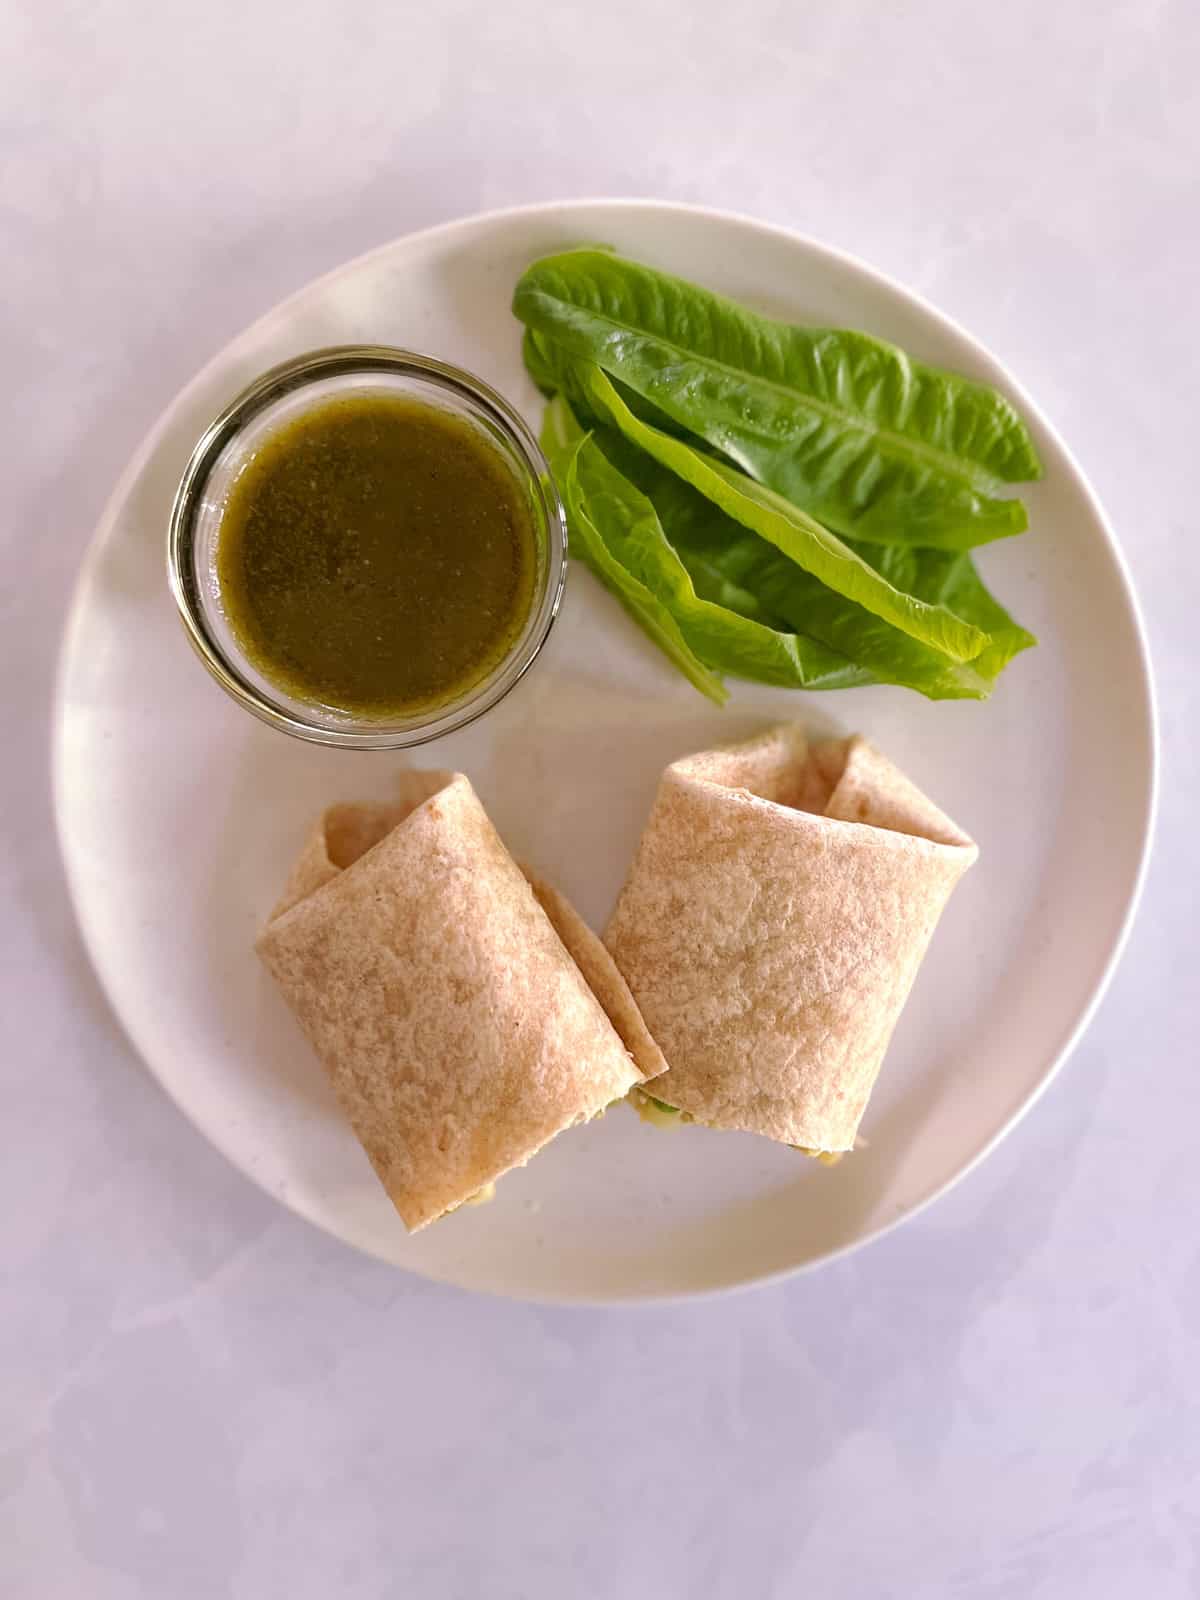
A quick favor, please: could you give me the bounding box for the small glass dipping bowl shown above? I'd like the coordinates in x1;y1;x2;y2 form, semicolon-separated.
167;346;567;749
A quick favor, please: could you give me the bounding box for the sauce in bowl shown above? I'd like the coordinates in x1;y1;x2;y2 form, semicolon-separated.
217;394;538;718
168;347;566;749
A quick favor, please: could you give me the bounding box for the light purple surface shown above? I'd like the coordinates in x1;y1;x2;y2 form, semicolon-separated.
3;2;1197;1595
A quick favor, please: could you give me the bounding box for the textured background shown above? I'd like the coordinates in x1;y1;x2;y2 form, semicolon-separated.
3;2;1197;1595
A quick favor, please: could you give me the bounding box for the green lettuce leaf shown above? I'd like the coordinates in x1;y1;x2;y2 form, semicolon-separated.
575;362;991;664
543;398;867;693
859;542;1036;685
522;328;560;398
593;424;1034;700
541;401;727;704
514;249;1040;549
663;487;1031;699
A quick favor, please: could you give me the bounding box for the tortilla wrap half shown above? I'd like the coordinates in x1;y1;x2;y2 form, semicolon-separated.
604;725;977;1151
258;771;665;1230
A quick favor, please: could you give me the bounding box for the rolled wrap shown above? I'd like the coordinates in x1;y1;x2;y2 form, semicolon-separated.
258;771;665;1230
604;725;977;1151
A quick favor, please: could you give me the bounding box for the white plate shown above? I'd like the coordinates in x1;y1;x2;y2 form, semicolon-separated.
54;201;1156;1303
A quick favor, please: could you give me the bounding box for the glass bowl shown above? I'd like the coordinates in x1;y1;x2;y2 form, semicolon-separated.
167;346;567;749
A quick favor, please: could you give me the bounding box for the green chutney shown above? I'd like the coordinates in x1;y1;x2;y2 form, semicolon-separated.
216;393;538;717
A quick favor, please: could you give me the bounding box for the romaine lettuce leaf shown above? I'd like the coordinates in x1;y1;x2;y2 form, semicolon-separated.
514;249;1040;549
577;362;991;664
543;398;868;693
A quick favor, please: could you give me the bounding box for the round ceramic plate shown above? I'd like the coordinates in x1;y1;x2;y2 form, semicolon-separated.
54;201;1156;1303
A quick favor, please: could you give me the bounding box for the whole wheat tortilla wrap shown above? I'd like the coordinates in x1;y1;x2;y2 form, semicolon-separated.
258;771;665;1230
604;725;977;1151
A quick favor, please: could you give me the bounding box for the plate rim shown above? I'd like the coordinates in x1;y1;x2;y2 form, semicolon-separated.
52;197;1159;1304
